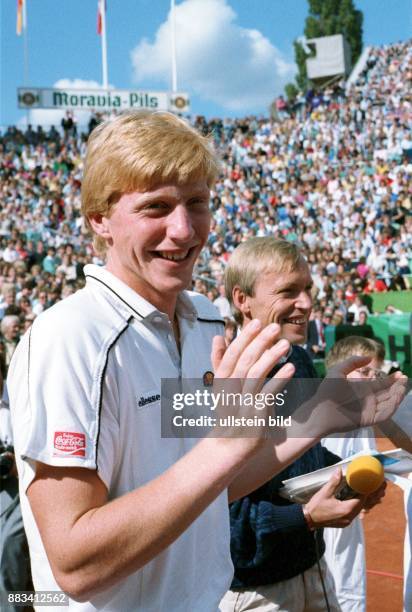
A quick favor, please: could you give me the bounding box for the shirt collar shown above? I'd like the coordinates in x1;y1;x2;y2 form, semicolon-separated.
176;291;198;322
84;264;198;323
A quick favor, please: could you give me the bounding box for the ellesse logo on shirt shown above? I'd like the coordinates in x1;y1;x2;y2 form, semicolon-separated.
137;393;161;408
54;432;86;457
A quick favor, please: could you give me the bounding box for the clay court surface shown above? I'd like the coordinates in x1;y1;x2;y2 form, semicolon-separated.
364;437;407;611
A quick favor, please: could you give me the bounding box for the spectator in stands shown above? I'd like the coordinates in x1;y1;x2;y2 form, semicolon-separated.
0;315;20;373
61;111;76;141
27;242;46;270
331;311;345;327
389;273;409;291
348;296;370;324
0;382;33;611
0;290;17;320
213;283;232;319
42;247;57;275
345;283;357;302
358;310;369;326
47;125;60;144
356;257;369;280
32;291;48;316
56;253;77;282
306;307;326;358
363;272;387;293
2;242;19;264
17;296;33;322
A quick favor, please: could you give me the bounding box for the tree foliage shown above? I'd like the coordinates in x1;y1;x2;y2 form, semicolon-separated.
292;0;363;94
284;82;299;101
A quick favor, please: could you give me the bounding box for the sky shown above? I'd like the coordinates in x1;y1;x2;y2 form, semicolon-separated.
1;0;411;128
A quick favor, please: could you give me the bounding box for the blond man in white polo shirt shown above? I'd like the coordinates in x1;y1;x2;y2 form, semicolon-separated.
7;112;407;612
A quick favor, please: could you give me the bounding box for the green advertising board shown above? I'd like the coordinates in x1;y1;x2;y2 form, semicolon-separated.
362;290;412;313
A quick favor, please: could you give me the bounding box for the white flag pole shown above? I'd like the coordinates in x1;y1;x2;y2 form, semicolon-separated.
101;1;108;89
23;0;29;85
22;0;29;126
170;0;177;93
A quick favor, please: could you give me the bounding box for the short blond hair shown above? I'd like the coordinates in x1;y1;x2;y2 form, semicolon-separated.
81;110;220;255
326;336;385;369
224;237;304;325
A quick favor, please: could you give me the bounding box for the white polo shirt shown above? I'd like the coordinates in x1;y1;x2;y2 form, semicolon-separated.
8;264;233;612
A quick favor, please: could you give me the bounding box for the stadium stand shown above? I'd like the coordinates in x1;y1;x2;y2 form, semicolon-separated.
0;39;410;369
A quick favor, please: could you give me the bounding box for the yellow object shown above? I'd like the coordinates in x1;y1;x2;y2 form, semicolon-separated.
345;455;384;495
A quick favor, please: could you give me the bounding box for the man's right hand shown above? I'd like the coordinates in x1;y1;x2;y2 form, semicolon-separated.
303;467;385;529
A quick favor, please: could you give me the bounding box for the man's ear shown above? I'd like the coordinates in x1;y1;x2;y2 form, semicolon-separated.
232;286;252;322
88;214;112;241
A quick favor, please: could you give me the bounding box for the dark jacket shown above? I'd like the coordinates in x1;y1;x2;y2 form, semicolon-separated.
306;319;324;357
230;345;340;588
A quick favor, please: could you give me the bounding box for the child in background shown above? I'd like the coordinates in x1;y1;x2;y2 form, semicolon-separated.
390;394;412;612
323;337;384;612
322;336;411;612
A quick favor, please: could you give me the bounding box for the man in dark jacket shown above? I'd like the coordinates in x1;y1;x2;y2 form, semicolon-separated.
306;308;326;359
220;237;385;612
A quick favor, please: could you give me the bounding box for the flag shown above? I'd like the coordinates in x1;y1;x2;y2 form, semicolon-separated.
97;0;105;35
16;0;24;36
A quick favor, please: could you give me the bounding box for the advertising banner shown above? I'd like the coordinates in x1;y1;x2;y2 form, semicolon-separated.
17;87;190;113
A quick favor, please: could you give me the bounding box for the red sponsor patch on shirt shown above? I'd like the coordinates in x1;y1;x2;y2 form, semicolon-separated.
54;432;86;457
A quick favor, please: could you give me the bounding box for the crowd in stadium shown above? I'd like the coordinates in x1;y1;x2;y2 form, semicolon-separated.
0;39;411;370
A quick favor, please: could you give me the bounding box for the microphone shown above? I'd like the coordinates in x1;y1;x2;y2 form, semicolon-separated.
335;455;385;500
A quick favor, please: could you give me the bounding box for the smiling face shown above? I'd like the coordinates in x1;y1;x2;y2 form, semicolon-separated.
237;260;313;344
89;180;211;317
